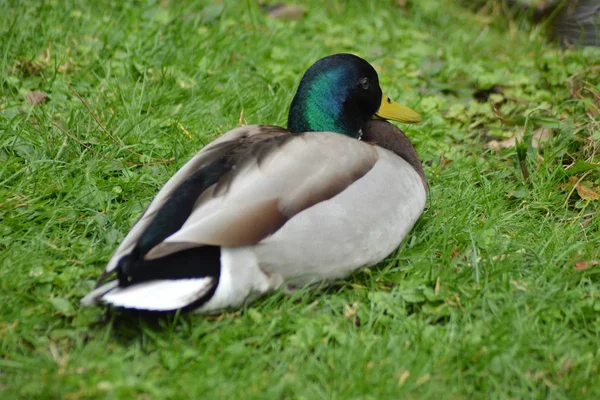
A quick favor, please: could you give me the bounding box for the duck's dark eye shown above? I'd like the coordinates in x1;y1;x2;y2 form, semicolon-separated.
359;77;370;90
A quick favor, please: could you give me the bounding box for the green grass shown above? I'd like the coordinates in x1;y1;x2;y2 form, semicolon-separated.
1;0;600;398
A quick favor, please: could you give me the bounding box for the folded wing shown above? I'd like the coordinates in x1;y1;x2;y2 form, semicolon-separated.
105;127;379;275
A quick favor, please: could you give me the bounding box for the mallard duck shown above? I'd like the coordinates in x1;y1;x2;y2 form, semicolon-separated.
464;0;600;47
82;53;427;313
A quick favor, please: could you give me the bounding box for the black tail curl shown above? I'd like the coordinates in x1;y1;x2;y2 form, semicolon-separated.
116;246;222;287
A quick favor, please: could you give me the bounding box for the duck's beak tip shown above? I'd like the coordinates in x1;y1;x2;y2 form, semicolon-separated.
375;92;421;124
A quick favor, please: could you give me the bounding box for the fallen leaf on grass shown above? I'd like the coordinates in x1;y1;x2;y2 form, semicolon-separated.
574;182;599;201
25;90;48;106
510;280;528;291
561;177;600;202
15;60;42;77
266;4;305;20
486;127;552;151
344;302;359;319
396;369;410;386
574;260;599;270
438;155;454;170
446;293;464;310
449;247;462;259
487;137;515;150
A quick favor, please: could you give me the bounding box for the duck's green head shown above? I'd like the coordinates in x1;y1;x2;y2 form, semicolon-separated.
287;53;421;138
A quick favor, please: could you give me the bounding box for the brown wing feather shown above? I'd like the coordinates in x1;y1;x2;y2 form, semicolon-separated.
144;131;379;259
105;125;289;272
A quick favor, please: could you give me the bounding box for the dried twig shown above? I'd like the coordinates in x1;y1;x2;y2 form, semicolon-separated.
70;88;125;146
51;122;175;166
69;87;176;165
51;121;117;161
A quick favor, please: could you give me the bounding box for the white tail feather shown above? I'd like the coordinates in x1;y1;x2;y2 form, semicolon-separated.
99;278;214;311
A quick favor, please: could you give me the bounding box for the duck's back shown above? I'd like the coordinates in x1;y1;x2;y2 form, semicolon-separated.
254;123;427;284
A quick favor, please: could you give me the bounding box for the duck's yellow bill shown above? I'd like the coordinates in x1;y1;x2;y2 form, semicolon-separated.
375;92;421;124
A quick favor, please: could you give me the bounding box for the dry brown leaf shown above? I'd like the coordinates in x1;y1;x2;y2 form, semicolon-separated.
510;280;528;291
15;60;42;77
559;176;577;192
486;127;552;151
449;247;461;259
25;90;48;106
575;182;599;201
487;137;515;151
439;155;454;170
574;260;599;270
396;370;410;386
344;302;360;319
531;128;552;148
267;4;305;21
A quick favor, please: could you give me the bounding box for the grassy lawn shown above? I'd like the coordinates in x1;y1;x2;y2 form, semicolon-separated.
2;0;600;398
